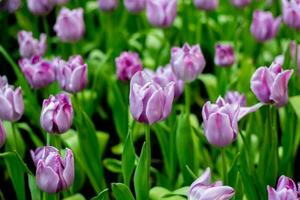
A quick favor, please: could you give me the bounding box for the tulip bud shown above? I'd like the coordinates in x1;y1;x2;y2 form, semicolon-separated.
19;56;56;89
31;146;74;194
171;43;206;82
225;91;246;107
193;0;218;11
0;120;6;148
18;31;47;58
251;61;293;107
282;0;300;29
202;97;262;147
130;71;175;124
0;76;24;122
40;93;73;134
54;7;85;42
230;0;251;8
214;43;235;67
0;0;21;13
124;0;146;13
189;168;235;200
152;65;184;99
146;0;177;27
267;175;299;200
98;0;118;11
27;0;55;15
55;56;88;93
115;51;143;81
250;10;281;42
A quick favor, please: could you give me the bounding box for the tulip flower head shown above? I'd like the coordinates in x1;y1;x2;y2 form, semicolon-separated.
171;43;206;82
124;0;146;13
18;31;47;58
55;55;88;93
214;43;235;67
202;97;262;147
0;76;24;122
31;146;74;194
115;51;143;81
189;168;235;200
0;0;21;13
98;0;118;11
146;0;177;27
250;10;281;42
19;56;56;89
267;175;299;200
129;71;175;124
193;0;218;11
0;120;6;148
251;61;293;107
230;0;251;8
40;93;73;134
282;0;300;29
225;91;246;107
27;0;55;15
54;7;85;42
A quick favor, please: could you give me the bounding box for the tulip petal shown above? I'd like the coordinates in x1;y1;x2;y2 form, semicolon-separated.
0;96;13;120
36;161;60;194
201;186;235;200
162;82;175;119
238;103;264;121
62;149;74;189
146;90;163;124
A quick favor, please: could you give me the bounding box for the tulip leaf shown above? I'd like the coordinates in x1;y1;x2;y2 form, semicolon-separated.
289;96;300;118
17;123;43;147
28;174;41;200
134;142;150;200
90;189;109;200
112;183;135;200
198;74;218;101
62;194;86;200
103;158;122;173
122;132;136;186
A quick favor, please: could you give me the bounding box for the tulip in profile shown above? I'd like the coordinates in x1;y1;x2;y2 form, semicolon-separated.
31;146;74;193
189;168;235;200
214;43;235;67
193;0;218;11
27;0;55;15
98;0;118;11
0;120;6;148
146;0;177;27
171;43;206;82
19;56;56;89
202;97;262;147
40;93;73;134
0;0;21;13
115;51;143;81
230;0;251;8
124;0;146;13
282;0;300;29
18;31;47;58
129;71;175;124
267;175;299;200
225;91;246;107
55;55;88;93
54;7;85;42
0;76;24;122
250;10;281;42
251;61;293;107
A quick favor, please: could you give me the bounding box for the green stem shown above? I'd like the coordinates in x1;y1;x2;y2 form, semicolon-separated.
221;148;227;184
11;123;18;151
145;125;151;193
46;133;50;146
184;83;191;115
42;17;51;54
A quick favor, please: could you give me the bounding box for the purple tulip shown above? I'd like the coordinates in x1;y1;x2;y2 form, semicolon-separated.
54;7;85;42
55;55;88;93
171;43;206;82
98;0;118;11
267;175;299;200
282;0;300;29
152;65;184;99
115;51;143;81
18;31;47;58
40;93;73;134
193;0;218;11
189;168;235;200
251;61;293;107
214;43;235;67
0;76;24;122
230;0;251;8
250;10;281;42
31;146;74;194
124;0;146;13
0;120;6;148
202;97;262;147
130;71;175;124
225;91;246;107
19;56;56;89
27;0;55;15
290;41;300;73
0;0;21;13
146;0;177;27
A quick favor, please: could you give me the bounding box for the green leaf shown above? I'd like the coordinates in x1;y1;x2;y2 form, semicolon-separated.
17;123;43;147
163;187;189;198
198;74;218;101
289;96;300;118
149;187;170;200
112;183;135;200
28;174;41;200
90;189;109;200
103;158;122;173
134;142;150;200
122;132;136;186
62;194;86;200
